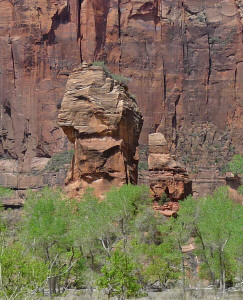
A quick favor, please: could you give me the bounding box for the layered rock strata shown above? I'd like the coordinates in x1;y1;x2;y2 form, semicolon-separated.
226;172;243;204
0;0;242;197
149;132;192;216
58;63;143;197
0;156;69;207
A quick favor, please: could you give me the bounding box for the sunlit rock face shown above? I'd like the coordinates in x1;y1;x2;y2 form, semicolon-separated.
148;133;192;216
0;0;242;198
148;132;192;217
58;63;143;197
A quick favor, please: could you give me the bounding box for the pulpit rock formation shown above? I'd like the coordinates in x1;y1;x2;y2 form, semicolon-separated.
58;63;143;197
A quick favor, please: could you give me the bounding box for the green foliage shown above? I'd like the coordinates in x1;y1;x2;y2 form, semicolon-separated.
71;188;109;257
196;189;243;289
237;185;243;195
22;187;77;296
0;183;242;297
228;154;243;175
71;185;150;260
111;73;130;85
68;184;151;292
96;249;141;299
140;242;181;289
133;206;164;245
0;186;14;198
159;192;170;205
219;163;229;175
23;187;72;245
44;149;74;173
92;60;107;68
0;242;48;298
105;184;150;219
131;205;181;290
92;61;130;85
176;188;243;291
138;161;148;171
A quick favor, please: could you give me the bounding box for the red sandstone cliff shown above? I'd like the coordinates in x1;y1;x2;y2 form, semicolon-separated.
0;0;242;194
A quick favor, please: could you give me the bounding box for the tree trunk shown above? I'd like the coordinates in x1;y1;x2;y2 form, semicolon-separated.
57;275;61;295
48;276;56;298
222;251;226;295
219;249;226;293
219;250;223;292
195;228;216;284
181;254;186;300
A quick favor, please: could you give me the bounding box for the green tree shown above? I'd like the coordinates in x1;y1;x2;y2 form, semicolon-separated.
176;188;243;293
195;188;243;293
0;242;48;299
96;248;141;300
105;184;150;249
71;185;150;283
135;241;181;291
70;188;111;273
22;187;76;297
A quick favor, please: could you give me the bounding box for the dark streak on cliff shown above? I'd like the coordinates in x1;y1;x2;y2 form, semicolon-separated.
9;35;16;89
92;0;110;59
42;5;71;45
77;0;83;62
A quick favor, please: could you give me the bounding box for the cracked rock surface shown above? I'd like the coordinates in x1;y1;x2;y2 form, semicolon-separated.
0;0;242;196
148;132;192;202
58;63;143;197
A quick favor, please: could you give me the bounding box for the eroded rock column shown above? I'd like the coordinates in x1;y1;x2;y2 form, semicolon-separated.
58;63;143;197
149;132;192;216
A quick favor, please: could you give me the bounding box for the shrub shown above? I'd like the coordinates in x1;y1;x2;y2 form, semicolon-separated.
92;61;130;85
96;249;141;299
237;185;243;195
111;73;130;85
44;150;74;173
138;161;148;171
159;192;170;205
0;242;48;298
228;154;243;175
23;187;75;296
0;186;14;198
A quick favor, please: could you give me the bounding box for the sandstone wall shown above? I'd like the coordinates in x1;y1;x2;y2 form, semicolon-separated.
0;0;242;194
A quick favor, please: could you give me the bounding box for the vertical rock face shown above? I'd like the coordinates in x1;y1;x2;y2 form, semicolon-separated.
79;0;243;186
58;63;143;197
0;0;81;191
148;132;192;202
0;0;80;161
0;0;242;195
